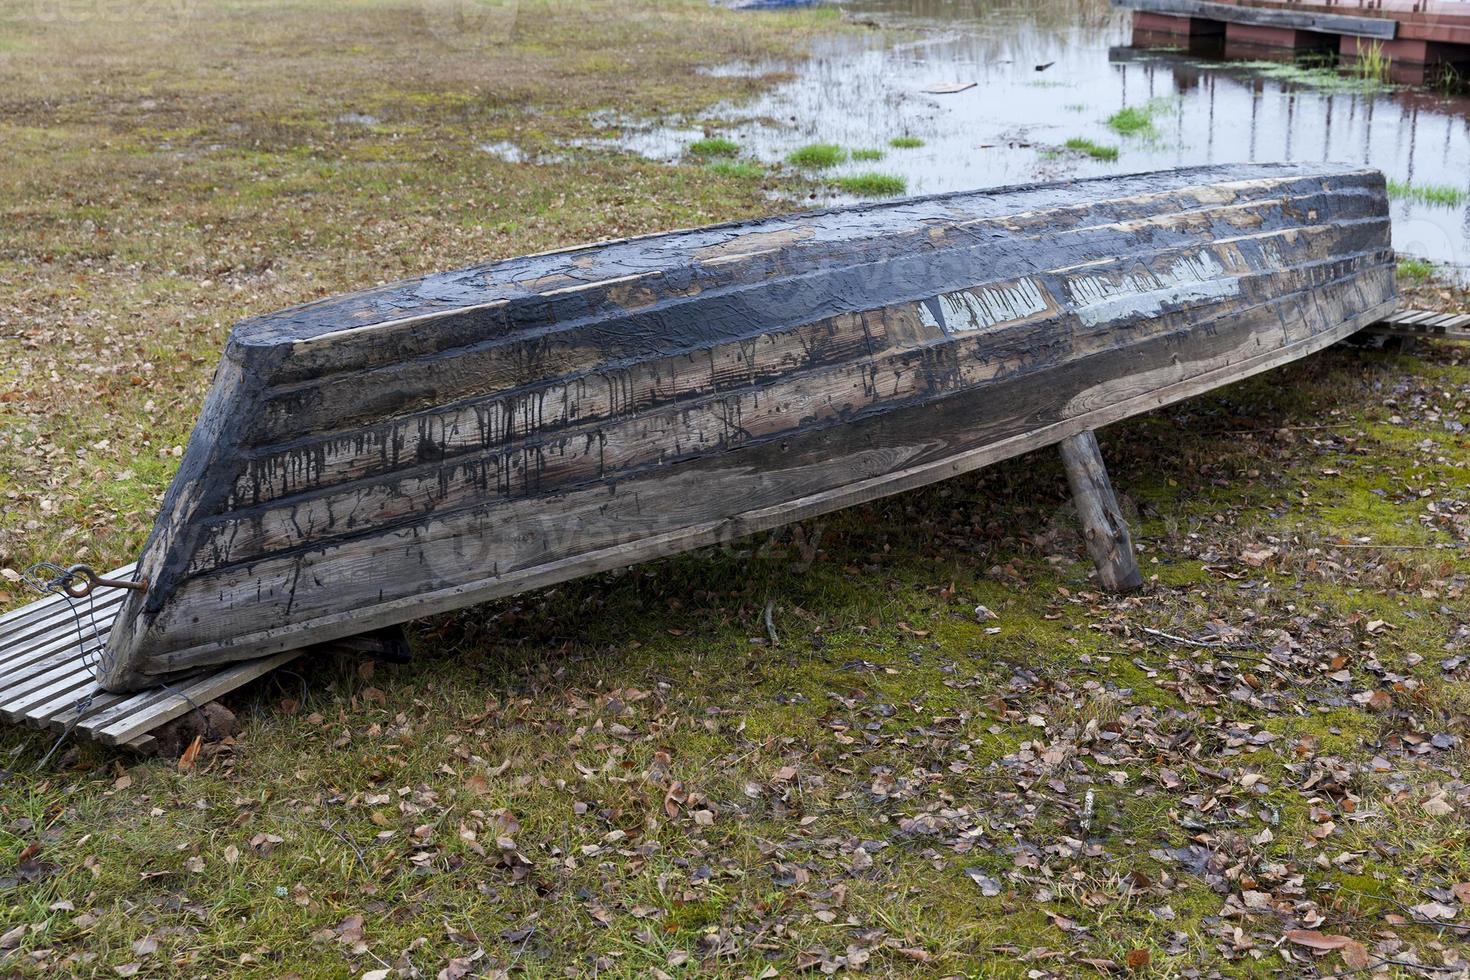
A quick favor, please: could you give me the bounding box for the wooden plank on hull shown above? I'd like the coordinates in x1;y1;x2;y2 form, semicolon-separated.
140;289;1397;677
0;165;1393;694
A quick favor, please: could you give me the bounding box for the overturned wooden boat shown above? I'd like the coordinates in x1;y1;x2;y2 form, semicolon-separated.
97;162;1394;690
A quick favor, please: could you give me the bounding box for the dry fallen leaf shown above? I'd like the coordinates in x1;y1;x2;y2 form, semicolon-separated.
1340;940;1371;970
177;735;203;773
1411;901;1458;920
1423;794;1456;817
1284;929;1354;951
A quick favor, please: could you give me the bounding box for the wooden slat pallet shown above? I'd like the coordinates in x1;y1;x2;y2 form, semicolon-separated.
1360;308;1470;343
0;565;293;754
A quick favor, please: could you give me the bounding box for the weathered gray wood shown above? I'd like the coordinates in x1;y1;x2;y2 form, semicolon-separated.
1111;0;1398;38
95;163;1395;690
0;564;292;753
94;652;297;746
1360;308;1470;343
1058;431;1144;593
136;287;1392;676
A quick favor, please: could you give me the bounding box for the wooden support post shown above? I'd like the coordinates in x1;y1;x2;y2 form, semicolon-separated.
1058;431;1144;593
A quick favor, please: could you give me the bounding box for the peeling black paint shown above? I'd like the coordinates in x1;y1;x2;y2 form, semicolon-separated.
99;164;1395;691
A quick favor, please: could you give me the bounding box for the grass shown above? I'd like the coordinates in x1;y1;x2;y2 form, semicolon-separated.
688;136;739;157
1106;105;1158;138
1229;58;1397;93
1396;256;1436;283
828;172;907;197
1387;179;1469;208
1062;137;1119;161
1350;40;1393;84
888;135;924;149
4;1;1470;975
850;147;884;161
706;159;764;179
785;142;847;167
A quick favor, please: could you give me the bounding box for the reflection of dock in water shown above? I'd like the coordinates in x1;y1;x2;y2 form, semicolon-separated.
1112;0;1470;84
1105;43;1470;286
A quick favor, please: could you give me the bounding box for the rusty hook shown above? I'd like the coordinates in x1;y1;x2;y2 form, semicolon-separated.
61;564;148;599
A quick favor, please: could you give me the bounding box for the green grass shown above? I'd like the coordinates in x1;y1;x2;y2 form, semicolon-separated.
1062;137;1118;161
687;136;739;157
4;2;1470;976
1387;179;1469;208
850;147;884;161
888;135;924;149
1106;105;1156;137
706;159;764;179
1229;58;1397;93
1103;96;1182;141
829;172;906;196
1396;257;1436;283
1351;40;1393;84
785;142;847;167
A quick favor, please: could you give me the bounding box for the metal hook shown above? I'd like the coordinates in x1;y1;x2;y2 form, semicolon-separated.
60;564;147;599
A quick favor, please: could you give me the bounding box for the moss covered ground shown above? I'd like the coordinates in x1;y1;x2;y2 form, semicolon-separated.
3;2;1470;976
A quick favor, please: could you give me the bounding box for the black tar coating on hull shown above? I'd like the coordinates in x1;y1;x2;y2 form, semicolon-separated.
99;162;1392;689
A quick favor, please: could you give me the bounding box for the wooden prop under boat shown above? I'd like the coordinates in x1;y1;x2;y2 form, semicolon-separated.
97;162;1395;691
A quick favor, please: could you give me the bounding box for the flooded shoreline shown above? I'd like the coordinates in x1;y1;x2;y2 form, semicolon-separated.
593;0;1470;276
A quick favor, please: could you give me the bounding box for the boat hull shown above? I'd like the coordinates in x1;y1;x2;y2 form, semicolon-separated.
99;163;1395;690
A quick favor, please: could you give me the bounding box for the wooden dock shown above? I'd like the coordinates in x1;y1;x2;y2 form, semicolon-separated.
1115;0;1470;83
0;308;1462;754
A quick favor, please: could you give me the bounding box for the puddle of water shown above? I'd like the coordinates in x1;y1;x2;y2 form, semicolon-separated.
336;112;381;126
597;0;1470;276
479;140;530;163
478;140;575;165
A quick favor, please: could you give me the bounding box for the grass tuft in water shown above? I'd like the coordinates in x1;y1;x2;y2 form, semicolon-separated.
1106;106;1156;138
888;136;924;149
688;136;739;157
1387;180;1468;208
1397;257;1436;283
706;159;764;179
850;147;884;161
786;142;847;168
1432;63;1468;96
1229;59;1396;93
1063;137;1119;161
1351;41;1393;85
830;172;906;197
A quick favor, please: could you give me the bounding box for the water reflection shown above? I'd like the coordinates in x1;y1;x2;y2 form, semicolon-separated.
600;0;1470;275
